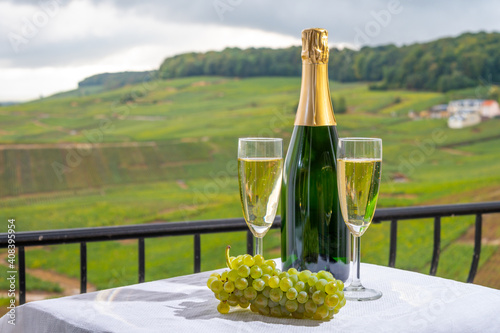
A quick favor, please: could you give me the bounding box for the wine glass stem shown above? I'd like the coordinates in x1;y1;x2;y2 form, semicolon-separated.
351;234;362;288
254;236;263;256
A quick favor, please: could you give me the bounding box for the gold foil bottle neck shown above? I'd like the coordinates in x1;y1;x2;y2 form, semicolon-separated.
294;27;336;126
301;28;329;64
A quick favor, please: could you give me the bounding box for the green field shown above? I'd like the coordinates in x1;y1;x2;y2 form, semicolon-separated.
0;76;499;297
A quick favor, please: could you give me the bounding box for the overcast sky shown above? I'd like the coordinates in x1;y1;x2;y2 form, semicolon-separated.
1;0;499;102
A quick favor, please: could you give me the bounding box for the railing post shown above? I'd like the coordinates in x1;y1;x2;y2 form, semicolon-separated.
194;234;201;273
467;214;482;283
388;219;398;268
19;246;26;305
80;242;87;293
247;230;253;255
430;217;441;276
138;238;145;283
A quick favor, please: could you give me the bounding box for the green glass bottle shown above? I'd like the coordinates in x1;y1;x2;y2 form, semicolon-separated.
281;28;350;282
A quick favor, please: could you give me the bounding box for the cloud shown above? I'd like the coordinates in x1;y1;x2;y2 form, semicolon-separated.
1;0;500;101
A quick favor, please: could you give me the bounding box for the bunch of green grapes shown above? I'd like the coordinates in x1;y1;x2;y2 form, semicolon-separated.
207;247;346;320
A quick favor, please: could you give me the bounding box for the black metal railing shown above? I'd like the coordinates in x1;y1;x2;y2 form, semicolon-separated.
1;201;499;305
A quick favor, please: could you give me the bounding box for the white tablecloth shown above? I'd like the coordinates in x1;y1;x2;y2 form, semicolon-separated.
1;262;500;333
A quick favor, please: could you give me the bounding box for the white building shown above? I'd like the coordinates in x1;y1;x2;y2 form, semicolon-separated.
480;100;500;118
447;99;483;114
448;111;481;129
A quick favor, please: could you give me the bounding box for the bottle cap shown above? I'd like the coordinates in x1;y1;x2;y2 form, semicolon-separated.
301;28;329;64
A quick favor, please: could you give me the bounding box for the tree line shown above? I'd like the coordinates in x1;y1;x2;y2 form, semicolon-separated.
79;32;500;93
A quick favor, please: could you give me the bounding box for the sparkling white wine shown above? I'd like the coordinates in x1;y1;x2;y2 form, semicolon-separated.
238;157;283;237
281;28;350;282
337;158;381;237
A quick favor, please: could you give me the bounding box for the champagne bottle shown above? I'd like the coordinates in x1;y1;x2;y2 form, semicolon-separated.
281;28;350;282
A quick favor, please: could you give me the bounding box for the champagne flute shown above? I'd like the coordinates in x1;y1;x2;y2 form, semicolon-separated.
337;138;382;301
238;138;283;256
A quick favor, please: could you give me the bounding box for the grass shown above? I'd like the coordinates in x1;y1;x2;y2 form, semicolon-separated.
0;76;499;293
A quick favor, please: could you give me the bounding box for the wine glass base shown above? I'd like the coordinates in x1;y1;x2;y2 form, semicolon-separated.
344;285;382;301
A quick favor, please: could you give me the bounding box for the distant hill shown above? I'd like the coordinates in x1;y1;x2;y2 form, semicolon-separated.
78;71;156;90
77;31;500;93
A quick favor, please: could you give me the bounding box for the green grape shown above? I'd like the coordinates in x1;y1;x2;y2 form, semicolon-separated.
207;276;218;289
325;294;339;308
265;259;276;270
217;301;230;314
294;281;306;292
250;303;259;312
279;277;293;292
317;270;329;280
296;291;309;304
285;299;299;312
252;278;266;291
278;271;289;279
272;269;281;276
210;280;224;294
325;281;338;295
210;272;221;279
292;311;304;319
243;254;255;267
258;306;270;316
224;281;235;293
268;299;278;308
262;286;271;298
286;287;298;300
261;274;271;284
269;288;283;302
297;303;305;313
270;306;282;317
312;290;326;305
268;276;280;289
280;305;290;317
214;293;220;300
238;265;250;278
244;287;257;300
239;298;250;308
227;269;239;282
336;290;344;300
254;254;265;266
287;268;299;275
314;305;329;320
250;265;263;279
336;280;344;291
279;296;287;306
233;288;243;297
307;275;319;287
221;271;228;281
289;274;299;284
298;270;311;282
261;264;272;275
235;277;248;290
254;294;268;308
231;258;243;269
334;297;346;310
324;272;334;281
227;294;239;307
327;310;335;320
219;290;230;301
315;279;328;292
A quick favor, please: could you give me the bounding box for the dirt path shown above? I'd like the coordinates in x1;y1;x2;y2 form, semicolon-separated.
425;186;500;289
